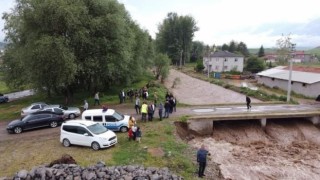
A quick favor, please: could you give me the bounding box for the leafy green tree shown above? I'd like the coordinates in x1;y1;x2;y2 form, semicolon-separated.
154;53;171;82
156;12;198;66
221;43;229;51
237;41;249;57
228;40;236;52
245;56;266;73
190;41;205;62
2;0;153;99
258;45;265;57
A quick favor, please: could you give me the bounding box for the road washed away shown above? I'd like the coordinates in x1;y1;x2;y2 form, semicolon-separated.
189;119;320;179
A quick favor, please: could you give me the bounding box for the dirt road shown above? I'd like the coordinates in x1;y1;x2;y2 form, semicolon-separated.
164;69;260;105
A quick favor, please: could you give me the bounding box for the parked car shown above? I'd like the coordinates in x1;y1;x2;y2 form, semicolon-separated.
60;120;117;150
21;102;48;117
40;105;81;119
81;109;129;132
7;112;65;134
0;94;9;103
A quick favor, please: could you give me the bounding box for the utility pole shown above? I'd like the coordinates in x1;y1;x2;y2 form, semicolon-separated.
286;43;295;102
179;49;183;69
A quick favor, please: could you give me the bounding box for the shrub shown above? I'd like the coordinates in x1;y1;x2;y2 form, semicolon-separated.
195;60;205;72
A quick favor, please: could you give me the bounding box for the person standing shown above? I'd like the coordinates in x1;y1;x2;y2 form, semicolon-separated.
94;92;100;106
246;96;251;110
83;100;88;111
128;116;135;130
197;144;210;178
135;127;142;143
141;102;148;122
135;96;141;114
158;102;163;120
164;100;171;118
147;102;155;121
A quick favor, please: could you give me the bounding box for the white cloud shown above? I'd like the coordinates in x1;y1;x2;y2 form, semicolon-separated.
1;0;320;48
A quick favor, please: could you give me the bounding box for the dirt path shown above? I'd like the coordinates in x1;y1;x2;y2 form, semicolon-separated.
164;69;260;105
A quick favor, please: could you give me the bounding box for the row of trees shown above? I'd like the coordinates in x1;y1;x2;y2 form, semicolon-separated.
2;0;155;99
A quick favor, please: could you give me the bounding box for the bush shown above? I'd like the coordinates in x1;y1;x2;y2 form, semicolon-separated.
195;60;205;72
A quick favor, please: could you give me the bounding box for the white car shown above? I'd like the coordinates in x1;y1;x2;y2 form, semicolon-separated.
60;120;117;150
21;102;48;117
82;109;129;132
41;105;81;119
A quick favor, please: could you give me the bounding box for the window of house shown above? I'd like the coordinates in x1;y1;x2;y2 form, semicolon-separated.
224;66;228;70
291;81;294;85
235;58;238;62
302;83;306;87
215;66;219;70
224;59;227;62
272;78;275;81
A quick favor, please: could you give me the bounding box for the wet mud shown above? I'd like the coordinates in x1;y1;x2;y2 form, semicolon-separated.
176;119;320;179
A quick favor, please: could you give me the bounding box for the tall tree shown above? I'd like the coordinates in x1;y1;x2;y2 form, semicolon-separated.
156;12;198;66
237;41;249;57
2;0;153;99
190;41;205;62
221;43;229;51
258;45;265;57
228;40;236;52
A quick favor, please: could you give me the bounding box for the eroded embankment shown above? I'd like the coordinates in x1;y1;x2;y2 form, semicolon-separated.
176;119;320;180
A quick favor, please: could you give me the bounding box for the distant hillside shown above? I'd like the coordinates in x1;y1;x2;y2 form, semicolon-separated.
249;47;315;55
248;48;277;55
307;47;320;56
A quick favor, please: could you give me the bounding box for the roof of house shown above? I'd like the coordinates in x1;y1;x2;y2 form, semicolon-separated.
209;51;243;58
257;66;320;84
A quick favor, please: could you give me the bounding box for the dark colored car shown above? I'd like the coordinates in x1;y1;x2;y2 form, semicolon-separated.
7;112;65;134
0;94;9;103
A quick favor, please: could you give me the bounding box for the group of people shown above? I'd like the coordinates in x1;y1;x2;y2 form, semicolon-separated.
127;116;142;143
133;91;177;121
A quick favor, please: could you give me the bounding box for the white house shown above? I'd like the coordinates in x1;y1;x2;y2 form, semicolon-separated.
257;66;320;98
203;51;244;73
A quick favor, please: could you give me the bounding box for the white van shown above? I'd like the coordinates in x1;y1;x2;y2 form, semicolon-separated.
60;120;117;150
81;109;129;132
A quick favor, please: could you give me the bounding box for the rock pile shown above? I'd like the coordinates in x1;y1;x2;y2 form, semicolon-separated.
6;162;183;180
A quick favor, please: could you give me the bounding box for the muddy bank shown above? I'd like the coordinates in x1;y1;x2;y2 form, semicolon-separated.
176;119;320;179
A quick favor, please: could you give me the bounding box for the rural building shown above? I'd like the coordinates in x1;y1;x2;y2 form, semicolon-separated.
203;51;244;73
257;66;320;98
263;51;316;63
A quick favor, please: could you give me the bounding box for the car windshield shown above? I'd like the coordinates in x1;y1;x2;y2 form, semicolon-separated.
87;123;108;134
113;111;124;120
22;114;32;121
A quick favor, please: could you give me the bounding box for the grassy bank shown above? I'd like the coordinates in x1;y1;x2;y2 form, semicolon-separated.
0;117;196;179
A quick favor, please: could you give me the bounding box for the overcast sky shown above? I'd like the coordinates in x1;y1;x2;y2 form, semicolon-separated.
1;0;320;48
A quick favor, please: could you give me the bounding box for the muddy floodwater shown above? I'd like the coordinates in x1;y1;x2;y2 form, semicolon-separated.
182;119;320;179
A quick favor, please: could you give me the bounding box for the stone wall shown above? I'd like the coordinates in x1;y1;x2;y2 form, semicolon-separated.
1;162;183;180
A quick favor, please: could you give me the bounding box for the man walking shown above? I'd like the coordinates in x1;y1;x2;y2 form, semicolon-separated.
197;144;210;178
246;96;251;110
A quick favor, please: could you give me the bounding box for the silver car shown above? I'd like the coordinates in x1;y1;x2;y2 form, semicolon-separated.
41;105;81;119
21;102;48;117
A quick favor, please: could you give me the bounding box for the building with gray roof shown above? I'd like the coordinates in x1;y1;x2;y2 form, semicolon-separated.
203;51;244;73
257;66;320;98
